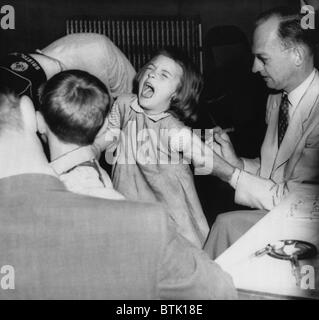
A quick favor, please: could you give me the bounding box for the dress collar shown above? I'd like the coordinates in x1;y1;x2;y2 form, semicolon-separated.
130;97;171;122
50;146;96;175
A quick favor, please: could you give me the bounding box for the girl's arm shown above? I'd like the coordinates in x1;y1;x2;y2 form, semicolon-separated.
170;127;216;175
93;101;122;157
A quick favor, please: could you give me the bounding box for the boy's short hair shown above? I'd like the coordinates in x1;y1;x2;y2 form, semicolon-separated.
0;86;22;134
39;70;110;146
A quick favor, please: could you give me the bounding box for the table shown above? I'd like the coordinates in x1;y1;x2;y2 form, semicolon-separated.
216;184;319;300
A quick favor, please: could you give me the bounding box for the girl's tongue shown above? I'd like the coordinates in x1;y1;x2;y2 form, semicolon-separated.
141;82;155;98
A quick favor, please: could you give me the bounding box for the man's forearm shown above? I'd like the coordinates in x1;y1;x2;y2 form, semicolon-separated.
234;170;289;210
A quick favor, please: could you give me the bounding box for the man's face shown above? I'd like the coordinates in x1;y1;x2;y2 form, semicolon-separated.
252;17;296;92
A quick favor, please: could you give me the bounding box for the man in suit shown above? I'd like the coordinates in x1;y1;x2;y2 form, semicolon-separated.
0;87;236;299
204;7;319;259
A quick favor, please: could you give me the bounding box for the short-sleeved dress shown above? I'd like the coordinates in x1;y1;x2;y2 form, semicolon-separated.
102;95;209;248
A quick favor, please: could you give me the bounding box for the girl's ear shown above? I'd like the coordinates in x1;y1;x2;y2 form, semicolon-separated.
170;92;177;102
19;95;37;133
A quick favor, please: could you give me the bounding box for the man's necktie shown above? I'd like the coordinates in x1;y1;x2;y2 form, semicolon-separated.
278;93;289;147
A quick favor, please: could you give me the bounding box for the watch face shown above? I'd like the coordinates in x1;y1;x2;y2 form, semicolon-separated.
266;240;317;260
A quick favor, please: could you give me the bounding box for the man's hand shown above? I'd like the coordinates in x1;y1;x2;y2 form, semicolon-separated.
206;127;243;170
211;150;236;183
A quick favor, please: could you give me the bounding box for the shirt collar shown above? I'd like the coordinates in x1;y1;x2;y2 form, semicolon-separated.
50;146;96;175
130;98;171;122
287;69;316;110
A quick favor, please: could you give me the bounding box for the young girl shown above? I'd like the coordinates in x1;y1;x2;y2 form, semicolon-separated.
94;49;215;248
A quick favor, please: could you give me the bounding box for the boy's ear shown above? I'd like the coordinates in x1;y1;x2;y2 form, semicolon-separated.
35;110;47;135
19;95;37;133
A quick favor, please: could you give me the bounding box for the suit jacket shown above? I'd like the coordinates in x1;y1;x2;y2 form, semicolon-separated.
0;174;236;299
235;69;319;210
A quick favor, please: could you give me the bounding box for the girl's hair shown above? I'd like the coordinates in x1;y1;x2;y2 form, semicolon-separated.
135;48;203;125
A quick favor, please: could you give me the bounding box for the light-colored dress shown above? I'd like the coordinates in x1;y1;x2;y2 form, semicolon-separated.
95;94;212;247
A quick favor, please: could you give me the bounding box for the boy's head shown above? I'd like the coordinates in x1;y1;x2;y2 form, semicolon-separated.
37;70;110;146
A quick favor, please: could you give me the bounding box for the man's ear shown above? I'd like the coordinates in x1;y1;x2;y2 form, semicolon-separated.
19;95;37;133
293;45;306;67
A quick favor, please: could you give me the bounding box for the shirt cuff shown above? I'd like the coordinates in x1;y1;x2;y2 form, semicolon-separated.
229;167;241;189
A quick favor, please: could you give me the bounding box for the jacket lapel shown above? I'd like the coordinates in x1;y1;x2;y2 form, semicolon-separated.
260;95;280;178
273;70;319;172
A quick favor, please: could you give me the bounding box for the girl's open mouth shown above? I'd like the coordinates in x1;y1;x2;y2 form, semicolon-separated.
141;81;155;98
